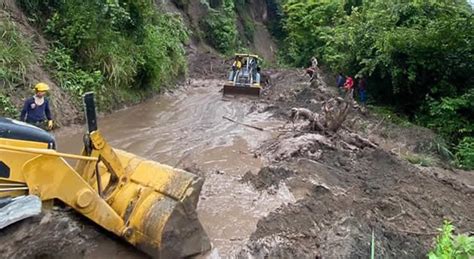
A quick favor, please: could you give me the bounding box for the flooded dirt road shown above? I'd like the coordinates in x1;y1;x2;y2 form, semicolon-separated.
55;79;294;257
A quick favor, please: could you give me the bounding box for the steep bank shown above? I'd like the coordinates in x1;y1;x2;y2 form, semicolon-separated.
1;0;79;125
165;0;278;62
1;0;279;127
1;0;191;126
238;70;474;258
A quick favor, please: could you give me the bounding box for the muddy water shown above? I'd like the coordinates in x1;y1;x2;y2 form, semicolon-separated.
55;79;294;257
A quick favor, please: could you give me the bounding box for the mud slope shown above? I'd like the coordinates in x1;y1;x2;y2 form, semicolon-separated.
238;70;474;258
0;210;145;259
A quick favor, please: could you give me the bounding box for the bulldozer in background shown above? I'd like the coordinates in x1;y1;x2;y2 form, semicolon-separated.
0;92;211;258
223;53;264;96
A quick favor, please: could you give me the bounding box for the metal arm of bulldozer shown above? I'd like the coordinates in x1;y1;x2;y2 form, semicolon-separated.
75;92;126;199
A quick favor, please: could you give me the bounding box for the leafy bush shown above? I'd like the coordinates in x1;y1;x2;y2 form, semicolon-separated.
17;0;188;103
201;0;237;53
277;0;474;169
420;90;474;144
428;220;474;259
0;94;18;117
45;46;103;100
455;137;474;170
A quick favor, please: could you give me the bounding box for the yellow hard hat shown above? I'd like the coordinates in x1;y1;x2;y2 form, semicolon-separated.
34;82;49;92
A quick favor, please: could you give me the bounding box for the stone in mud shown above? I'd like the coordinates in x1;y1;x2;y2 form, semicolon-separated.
241;167;295;191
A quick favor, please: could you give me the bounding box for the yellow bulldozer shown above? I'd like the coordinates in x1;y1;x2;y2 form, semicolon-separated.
0;92;211;258
223;53;264;96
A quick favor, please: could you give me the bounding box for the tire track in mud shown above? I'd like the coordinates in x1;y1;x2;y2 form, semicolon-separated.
55;78;295;257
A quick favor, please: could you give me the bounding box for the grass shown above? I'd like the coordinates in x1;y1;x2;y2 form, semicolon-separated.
403;152;435;167
0;13;35;88
369;105;412;127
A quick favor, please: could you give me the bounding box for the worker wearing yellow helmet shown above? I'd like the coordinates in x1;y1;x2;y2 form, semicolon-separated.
20;82;54;130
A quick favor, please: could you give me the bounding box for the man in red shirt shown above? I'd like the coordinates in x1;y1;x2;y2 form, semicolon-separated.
344;76;354;97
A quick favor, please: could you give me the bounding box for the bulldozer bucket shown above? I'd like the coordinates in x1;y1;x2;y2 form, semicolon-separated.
0;93;211;258
4;134;212;258
106;149;211;258
223;84;261;96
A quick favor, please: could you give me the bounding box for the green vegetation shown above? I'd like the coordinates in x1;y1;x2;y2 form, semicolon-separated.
428;221;474;259
0;95;18;117
0;13;36;116
0;14;35;88
274;0;474;169
45;46;103;103
16;0;188;110
403;152;435;167
200;0;238;53
455;137;474;170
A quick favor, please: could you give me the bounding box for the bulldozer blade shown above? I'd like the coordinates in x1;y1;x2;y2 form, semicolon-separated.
223;84;261;96
105;150;212;258
0;195;41;229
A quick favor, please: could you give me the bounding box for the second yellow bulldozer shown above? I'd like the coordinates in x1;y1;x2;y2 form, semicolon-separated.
0;92;211;258
224;53;263;96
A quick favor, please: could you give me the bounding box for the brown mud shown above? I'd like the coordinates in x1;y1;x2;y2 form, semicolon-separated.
2;30;473;258
0;209;145;259
50;73;295;257
237;71;474;258
2;58;473;258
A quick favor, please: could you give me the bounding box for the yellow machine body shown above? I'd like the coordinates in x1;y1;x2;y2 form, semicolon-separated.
224;53;263;96
0;121;210;258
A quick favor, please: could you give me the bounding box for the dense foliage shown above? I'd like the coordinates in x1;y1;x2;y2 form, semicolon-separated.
277;0;474;168
428;221;474;259
200;0;238;53
16;0;188;108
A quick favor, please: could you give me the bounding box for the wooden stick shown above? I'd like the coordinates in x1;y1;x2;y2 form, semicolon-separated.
223;116;264;131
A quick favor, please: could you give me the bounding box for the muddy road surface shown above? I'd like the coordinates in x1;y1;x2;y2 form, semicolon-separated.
2;66;472;259
52;79;294;257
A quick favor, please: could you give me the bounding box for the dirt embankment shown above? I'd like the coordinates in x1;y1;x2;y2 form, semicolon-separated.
167;0;278;63
1;0;79;126
3;0;278;126
238;70;474;258
0;208;145;259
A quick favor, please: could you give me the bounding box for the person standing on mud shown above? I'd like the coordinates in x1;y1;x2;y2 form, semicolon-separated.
336;72;346;95
305;56;319;82
357;76;367;105
343;75;354;97
20;82;54;130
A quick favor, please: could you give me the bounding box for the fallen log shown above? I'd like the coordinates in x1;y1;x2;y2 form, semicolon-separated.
223;116;265;131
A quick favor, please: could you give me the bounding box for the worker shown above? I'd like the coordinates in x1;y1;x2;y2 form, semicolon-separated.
250;58;258;81
343;75;354;97
336;72;346;92
305;56;319;82
229;57;242;81
255;66;261;85
311;56;318;68
305;67;316;81
357;75;367;105
20;82;54;130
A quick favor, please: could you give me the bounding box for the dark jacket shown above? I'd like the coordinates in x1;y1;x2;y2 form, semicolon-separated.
20;97;52;123
336;75;346;87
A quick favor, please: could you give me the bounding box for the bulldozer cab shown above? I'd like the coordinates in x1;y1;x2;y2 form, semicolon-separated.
0;93;211;258
224;53;263;96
